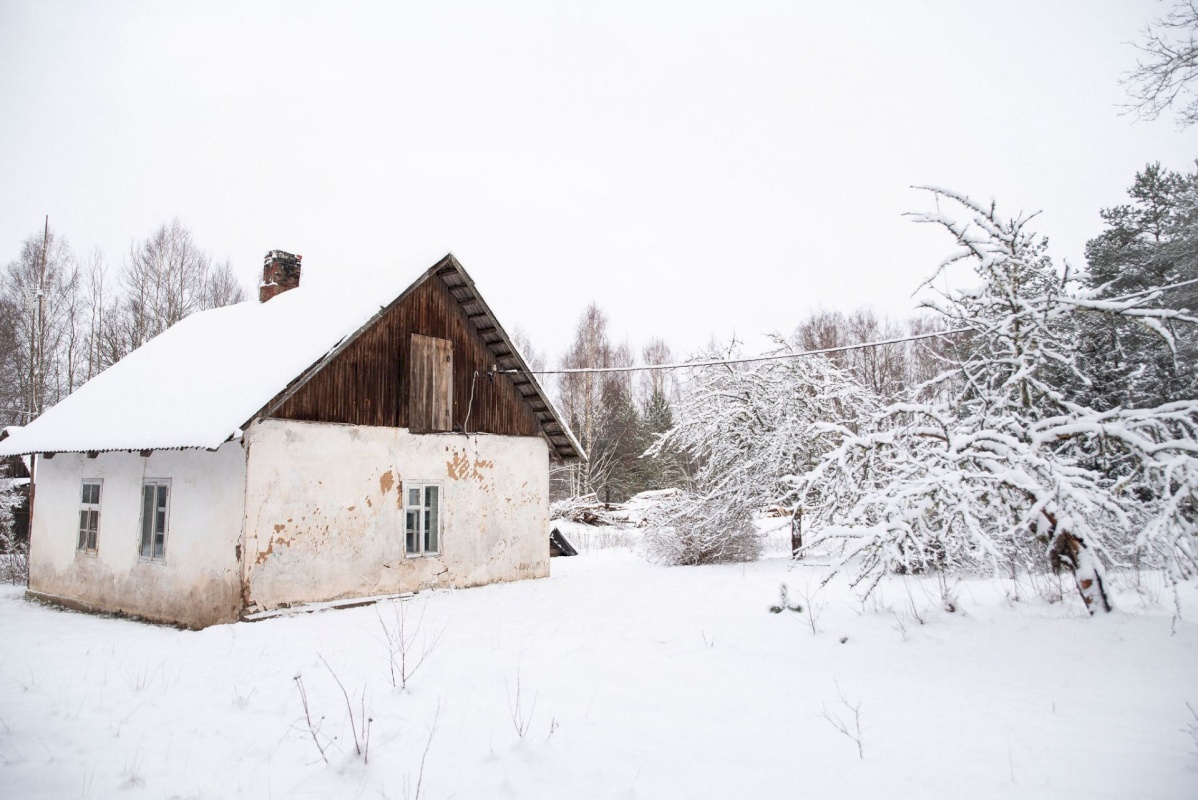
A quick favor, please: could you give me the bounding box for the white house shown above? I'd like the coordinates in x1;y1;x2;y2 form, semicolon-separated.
0;252;583;628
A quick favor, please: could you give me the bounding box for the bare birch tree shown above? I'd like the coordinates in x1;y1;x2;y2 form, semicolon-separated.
556;303;613;497
0;219;247;422
82;248;109;382
0;227;80;423
794;308;911;400
638;337;677;405
1124;0;1198;127
207;256;246;310
107;219;246;364
508;325;546;374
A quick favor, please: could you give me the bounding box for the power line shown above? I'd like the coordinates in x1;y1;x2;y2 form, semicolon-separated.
516;276;1198;377
515;328;972;376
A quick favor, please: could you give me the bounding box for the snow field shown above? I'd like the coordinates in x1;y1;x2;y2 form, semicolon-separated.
0;549;1195;799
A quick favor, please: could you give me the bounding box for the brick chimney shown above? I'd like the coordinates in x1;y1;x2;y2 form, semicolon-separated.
259;250;302;302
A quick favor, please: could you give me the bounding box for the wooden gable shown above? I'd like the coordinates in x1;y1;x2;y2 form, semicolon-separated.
265;264;553;446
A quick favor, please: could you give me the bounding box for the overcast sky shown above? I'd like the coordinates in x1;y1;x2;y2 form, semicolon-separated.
1;1;1194;362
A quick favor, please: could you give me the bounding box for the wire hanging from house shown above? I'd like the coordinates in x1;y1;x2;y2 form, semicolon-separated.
462;370;480;433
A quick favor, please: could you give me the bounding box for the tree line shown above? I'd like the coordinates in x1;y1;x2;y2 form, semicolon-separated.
0;219;245;428
544;274;957;507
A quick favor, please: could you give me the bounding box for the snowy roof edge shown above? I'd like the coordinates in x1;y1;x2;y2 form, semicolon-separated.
0;253;585;462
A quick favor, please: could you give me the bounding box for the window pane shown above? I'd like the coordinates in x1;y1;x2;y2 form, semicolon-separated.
154;485;168;557
87;511;98;550
405;510;418;553
78;511;88;550
155;485;168;559
81;484;89;503
90;483;100;504
140;486;154;557
408;487;420;507
425;510;438;553
425;486;438;552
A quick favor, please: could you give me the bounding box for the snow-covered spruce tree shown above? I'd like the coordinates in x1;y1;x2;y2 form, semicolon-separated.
1073;161;1198;412
792;188;1198;613
642;341;878;565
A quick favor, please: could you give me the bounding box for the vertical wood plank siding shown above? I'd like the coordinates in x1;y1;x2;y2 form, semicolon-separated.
409;333;453;433
271;277;543;438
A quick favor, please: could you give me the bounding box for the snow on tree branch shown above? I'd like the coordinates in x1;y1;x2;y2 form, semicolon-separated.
793;188;1198;614
1123;0;1198;128
641;338;878;565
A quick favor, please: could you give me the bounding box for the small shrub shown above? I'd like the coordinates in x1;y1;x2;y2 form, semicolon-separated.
377;597;446;690
820;682;864;759
506;666;538;740
294;656;373;765
641;490;763;566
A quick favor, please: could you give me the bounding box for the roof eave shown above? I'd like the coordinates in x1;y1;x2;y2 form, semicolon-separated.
430;256;587;463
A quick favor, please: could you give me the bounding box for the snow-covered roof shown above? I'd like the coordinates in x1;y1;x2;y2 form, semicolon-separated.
0;254;584;460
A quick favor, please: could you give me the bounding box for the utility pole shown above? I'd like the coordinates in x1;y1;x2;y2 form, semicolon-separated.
29;216;48;419
24;216;49;572
28;216;48;419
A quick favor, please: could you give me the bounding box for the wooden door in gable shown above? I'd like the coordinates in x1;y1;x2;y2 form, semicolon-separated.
410;333;453;432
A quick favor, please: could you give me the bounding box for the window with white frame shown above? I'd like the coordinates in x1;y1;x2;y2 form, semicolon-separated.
139;479;171;561
78;480;101;553
404;482;441;556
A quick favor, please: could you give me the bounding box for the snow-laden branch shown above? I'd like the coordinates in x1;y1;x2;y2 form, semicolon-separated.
794;188;1198;613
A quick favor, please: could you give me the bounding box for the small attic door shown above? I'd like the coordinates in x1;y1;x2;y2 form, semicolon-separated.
410;333;453;432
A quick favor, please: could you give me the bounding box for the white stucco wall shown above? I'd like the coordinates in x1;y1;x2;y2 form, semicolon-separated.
27;444;247;628
241;419;550;612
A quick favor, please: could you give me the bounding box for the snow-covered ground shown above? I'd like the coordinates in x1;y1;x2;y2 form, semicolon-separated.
2;549;1196;799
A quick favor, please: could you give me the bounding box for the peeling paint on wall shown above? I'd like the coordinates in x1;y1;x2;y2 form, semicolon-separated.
447;451;469;480
446;450;496;484
241;420;549;613
255;534;296;566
